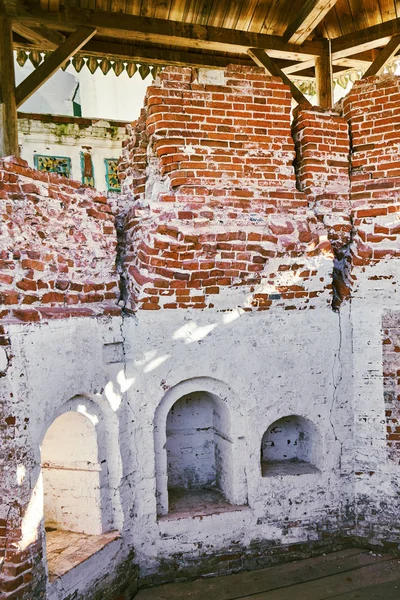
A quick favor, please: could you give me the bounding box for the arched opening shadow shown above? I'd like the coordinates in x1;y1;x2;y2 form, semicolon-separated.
261;415;321;477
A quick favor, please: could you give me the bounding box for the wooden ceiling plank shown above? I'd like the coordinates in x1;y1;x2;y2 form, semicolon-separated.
247;47;312;106
12;22;65;49
362;33;400;76
170;0;181;22
321;3;342;38
348;0;369;31
16;7;324;60
15;26;97;108
154;0;172;20
378;0;395;24
335;0;355;35
283;0;339;44
125;0;141;15
235;0;263;32
332;17;400;58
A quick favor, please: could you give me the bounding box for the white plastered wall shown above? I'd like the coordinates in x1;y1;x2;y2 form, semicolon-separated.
3;295;355;592
350;259;400;542
4;317;128;598
121;304;353;577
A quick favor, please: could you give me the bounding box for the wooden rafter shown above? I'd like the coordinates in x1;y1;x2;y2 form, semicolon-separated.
284;0;338;45
362;34;400;78
15;26;97;108
14;6;324;61
12;22;65;50
331;18;400;59
247;47;311;107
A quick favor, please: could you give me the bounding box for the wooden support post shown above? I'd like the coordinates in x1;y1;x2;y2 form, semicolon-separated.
362;34;400;78
315;42;333;108
0;14;18;157
248;47;312;107
15;26;96;108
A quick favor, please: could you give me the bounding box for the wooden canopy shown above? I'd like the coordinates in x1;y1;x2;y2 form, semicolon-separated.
1;0;400;155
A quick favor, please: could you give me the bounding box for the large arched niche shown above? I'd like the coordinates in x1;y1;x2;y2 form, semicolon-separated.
260;415;322;477
41;411;103;535
154;377;248;517
40;394;123;536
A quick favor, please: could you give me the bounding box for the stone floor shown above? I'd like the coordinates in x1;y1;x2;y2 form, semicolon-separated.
163;487;248;519
261;458;320;477
136;548;400;599
46;529;120;581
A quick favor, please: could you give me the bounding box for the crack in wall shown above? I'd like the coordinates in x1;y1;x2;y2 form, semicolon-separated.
330;310;344;472
331;221;355;313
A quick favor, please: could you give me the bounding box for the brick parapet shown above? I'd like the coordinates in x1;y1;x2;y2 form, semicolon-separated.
0;156;121;324
120;66;341;312
343;76;400;268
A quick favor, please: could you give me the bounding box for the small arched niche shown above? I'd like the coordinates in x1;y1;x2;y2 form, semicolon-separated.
41;411;103;535
166;391;234;516
261;415;321;477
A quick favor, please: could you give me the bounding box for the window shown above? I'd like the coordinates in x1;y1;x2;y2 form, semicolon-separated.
104;158;121;192
34;155;71;178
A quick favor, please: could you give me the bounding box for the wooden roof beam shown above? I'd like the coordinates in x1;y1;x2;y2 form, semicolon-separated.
12;22;65;49
284;0;339;45
361;34;400;78
332;18;400;59
15;6;324;61
15;26;96;108
248;47;312;107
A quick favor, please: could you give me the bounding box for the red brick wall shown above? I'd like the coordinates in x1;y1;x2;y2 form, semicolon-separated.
0;157;120;324
343;76;400;268
120;66;342;312
344;76;400;463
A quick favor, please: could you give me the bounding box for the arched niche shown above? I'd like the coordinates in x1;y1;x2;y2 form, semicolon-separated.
260;415;321;477
154;377;248;517
41;411;103;535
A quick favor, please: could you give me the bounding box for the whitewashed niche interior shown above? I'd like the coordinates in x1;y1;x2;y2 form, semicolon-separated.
41;404;119;536
154;378;248;517
260;415;321;477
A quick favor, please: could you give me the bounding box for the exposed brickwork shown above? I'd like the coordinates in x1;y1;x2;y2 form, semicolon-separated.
2;67;400;598
120;66;340;312
292;107;352;309
343;76;400;269
0;156;121;324
382;310;400;463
